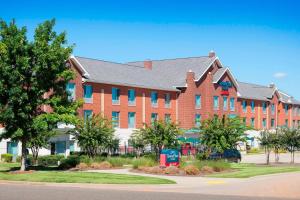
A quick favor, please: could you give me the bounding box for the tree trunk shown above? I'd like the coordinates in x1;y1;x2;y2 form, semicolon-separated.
266;148;270;165
20;139;27;171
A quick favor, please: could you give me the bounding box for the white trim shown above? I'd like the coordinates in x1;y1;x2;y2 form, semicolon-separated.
195;57;221;82
70;55;90;78
212;67;239;88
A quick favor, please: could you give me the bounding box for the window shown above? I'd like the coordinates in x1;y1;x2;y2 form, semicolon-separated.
151;113;158;123
112;87;120;105
151;91;158;107
195;114;201;127
128;112;136;128
262;102;267;114
66;83;75;101
230;97;235;111
242;100;247;113
112;111;120;128
7;141;18;155
271;104;275;115
250;118;255;127
165;93;171;108
213;96;219;110
195;95;201;109
262;118;266;128
83;85;93;103
84;110;92;122
223;96;228;111
251;101;255;113
284;104;289;115
128;89;136;106
271;119;275;128
165;114;171;123
285;119;289;127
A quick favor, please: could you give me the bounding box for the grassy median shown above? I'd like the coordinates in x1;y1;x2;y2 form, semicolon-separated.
0;163;175;184
208;163;300;178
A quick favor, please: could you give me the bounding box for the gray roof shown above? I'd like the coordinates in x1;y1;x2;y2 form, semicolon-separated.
237;82;276;101
278;91;300;105
213;68;227;83
75;56;215;91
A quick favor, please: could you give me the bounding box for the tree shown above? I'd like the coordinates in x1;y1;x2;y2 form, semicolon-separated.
70;114;115;158
199;115;247;155
281;127;300;164
130;130;147;157
136;120;181;161
272;129;284;163
28;130;56;165
259;130;274;165
0;19;79;171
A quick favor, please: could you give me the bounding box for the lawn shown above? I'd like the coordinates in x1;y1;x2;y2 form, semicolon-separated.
208;163;300;178
0;163;174;184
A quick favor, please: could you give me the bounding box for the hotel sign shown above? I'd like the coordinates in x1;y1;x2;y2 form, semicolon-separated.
219;81;232;96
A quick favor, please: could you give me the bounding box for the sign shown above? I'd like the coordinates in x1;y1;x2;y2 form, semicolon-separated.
219;81;232;96
160;149;180;167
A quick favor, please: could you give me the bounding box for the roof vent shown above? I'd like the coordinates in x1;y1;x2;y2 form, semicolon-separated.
209;50;216;58
144;60;152;70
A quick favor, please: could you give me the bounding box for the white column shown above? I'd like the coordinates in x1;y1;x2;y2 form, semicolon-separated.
142;93;146;124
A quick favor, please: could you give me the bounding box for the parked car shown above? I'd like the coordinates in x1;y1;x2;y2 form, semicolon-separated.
208;149;241;163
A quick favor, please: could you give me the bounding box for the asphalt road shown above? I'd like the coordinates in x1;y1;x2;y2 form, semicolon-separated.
0;183;287;200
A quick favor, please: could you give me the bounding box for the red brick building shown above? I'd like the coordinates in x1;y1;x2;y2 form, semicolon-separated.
66;51;300;146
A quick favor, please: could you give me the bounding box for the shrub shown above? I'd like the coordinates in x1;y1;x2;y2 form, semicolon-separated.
184;165;200;175
91;161;112;169
1;154;13;163
132;158;156;169
165;166;180;175
199;160;231;172
76;163;89;170
196;153;208;160
79;155;93;165
107;157;132;167
59;155;81;169
201;166;214;173
36;155;65;166
148;166;164;174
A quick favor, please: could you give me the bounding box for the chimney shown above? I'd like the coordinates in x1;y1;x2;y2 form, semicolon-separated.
186;69;195;85
144;60;152;70
209;50;216;58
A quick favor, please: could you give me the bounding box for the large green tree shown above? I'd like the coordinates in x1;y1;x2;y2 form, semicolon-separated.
0;19;80;171
281;127;300;164
199;115;247;155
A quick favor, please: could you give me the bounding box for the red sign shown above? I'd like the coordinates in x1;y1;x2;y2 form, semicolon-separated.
221;90;229;96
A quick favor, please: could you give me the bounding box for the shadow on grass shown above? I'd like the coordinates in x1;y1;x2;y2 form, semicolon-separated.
1;165;60;173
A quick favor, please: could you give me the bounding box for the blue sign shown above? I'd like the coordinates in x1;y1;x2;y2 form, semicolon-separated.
219;81;232;91
161;149;179;163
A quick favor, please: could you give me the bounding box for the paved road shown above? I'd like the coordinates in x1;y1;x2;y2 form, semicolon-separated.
241;152;300;164
0;183;288;200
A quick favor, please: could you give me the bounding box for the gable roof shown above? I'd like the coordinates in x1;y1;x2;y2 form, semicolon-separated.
237;81;276;101
213;67;239;88
278;91;300;105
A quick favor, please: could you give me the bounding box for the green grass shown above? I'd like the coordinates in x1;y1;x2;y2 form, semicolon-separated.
0;163;174;184
208;163;300;178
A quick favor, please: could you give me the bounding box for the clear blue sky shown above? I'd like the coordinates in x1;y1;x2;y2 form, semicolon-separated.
2;0;300;99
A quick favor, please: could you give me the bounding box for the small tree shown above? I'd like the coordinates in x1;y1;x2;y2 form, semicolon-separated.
136;120;181;161
130;130;147;158
272;129;284;163
199;115;247;155
70;114;114;158
281;127;300;164
28;130;56;165
259;130;274;165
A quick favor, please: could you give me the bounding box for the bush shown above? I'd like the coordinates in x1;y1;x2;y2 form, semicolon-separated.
180;159;231;172
132;158;156;169
184;165;200;175
119;153;137;158
36;155;65;166
142;152;156;161
196;153;208;160
91;161;112;169
79;155;93;165
148;166;164;174
59;155;81;169
201;166;214;173
76;163;89;170
1;154;13;163
107;157;132;167
165;166;180;175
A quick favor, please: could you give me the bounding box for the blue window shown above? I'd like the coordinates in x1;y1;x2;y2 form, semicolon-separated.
284;104;289;115
151;91;158;107
112;87;120;104
271;119;275;128
165;114;171;123
7;141;18;156
223;97;228;111
242;100;247;113
251;101;255;113
213;96;219;110
83;85;93;103
128;89;136;106
262;118;267;128
128;112;135;128
84;110;92;122
165;93;171;108
271;104;275;115
195;95;201;109
151;113;158;123
262;102;267;114
112;111;120;128
195;114;201;127
230;98;235;111
66;83;75;101
250;118;255;127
